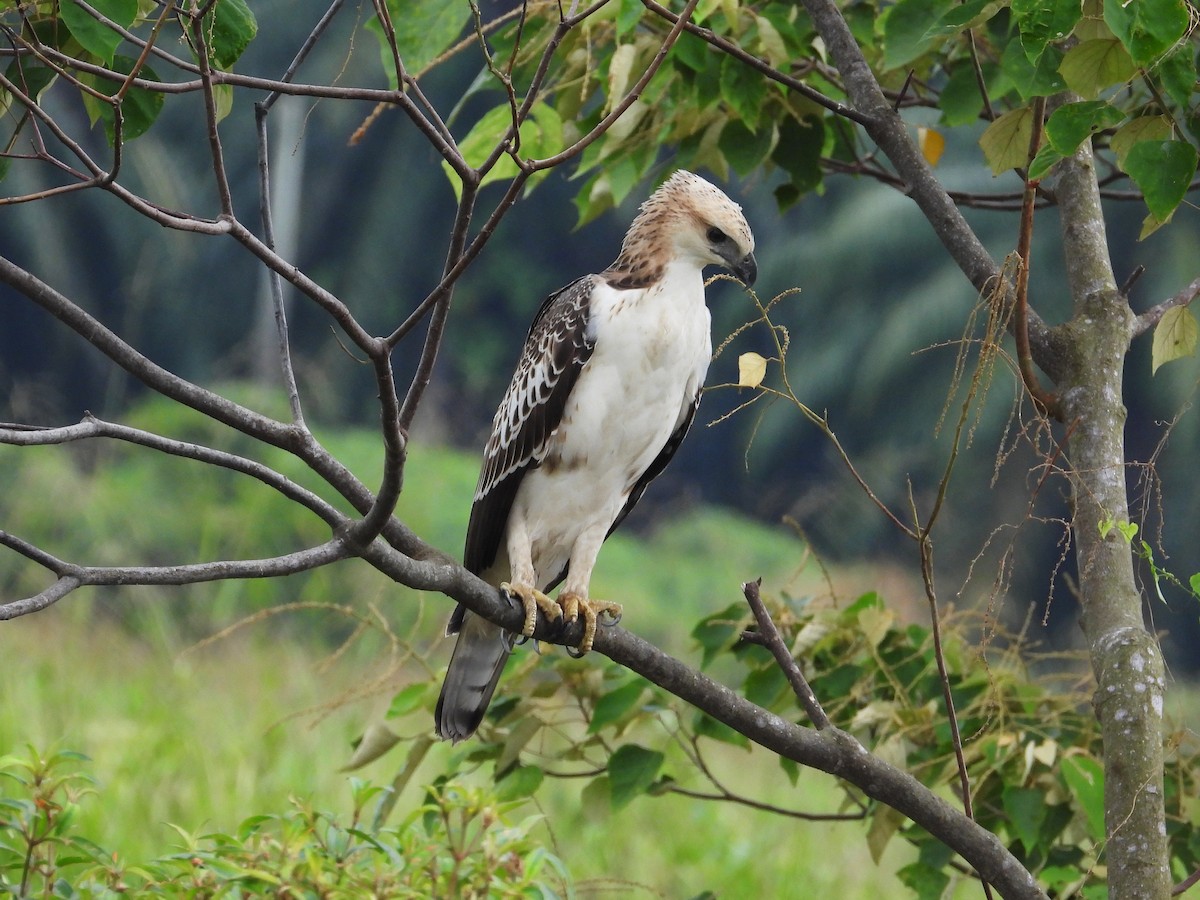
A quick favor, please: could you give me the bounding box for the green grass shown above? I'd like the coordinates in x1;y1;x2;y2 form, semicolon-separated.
0;614;930;897
0;409;937;895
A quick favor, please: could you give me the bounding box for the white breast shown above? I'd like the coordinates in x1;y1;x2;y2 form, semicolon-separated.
512;260;712;586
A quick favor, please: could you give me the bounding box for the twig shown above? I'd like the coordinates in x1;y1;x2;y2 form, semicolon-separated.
1133;274;1200;337
640;0;873;127
254;101;307;427
1014;96;1061;420
741;579;831;730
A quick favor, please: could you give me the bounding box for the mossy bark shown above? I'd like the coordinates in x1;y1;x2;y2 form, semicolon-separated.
1053;139;1170;899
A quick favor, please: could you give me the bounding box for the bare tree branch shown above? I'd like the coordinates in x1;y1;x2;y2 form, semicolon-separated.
1133;274;1200;337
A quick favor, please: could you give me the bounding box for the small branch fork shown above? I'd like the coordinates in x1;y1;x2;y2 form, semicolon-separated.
741;579;831;730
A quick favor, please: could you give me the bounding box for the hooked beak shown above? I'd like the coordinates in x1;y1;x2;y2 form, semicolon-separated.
732;251;757;286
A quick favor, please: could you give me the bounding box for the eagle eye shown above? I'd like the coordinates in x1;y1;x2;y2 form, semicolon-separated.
706;226;727;245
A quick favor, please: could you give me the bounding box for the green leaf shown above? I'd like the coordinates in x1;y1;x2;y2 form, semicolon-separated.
1151;306;1199;374
1028;143;1065;180
1155;45;1198;110
883;0;956;71
59;0;138;64
771;114;824;193
939;64;987;127
201;0;258;71
1123;139;1199;221
1104;0;1190;66
691;602;746;669
930;0;1004;35
1061;755;1105;840
1059;38;1136;99
719;118;774;176
607;744;664;810
80;56;165;144
753;13;789;68
1189;572;1200;597
4;61;57;105
743;664;787;707
1012;0;1081;65
615;0;644;37
1110;115;1174;168
1001;39;1066;99
588;680;647;734
1044;100;1123;154
897;861;951;900
444;102;563;198
1002;785;1047;852
719;54;767;130
369;0;468;85
979;107;1034;175
386;683;428;718
495;764;543;802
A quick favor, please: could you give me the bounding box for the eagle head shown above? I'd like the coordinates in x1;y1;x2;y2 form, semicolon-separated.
661;170;757;286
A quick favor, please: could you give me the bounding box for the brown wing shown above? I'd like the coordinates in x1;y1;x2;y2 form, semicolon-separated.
461;275;597;577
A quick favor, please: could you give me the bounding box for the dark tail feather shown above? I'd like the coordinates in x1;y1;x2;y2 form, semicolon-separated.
435;609;513;742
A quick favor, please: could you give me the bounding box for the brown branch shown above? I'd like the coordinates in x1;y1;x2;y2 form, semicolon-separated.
1014;97;1062;420
741;579;831;730
1133;274;1200;338
640;0;872;127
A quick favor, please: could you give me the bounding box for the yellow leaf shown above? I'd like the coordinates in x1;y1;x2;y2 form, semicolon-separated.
917;126;945;167
754;13;788;67
1111;115;1173;169
979;107;1033;175
857;604;894;648
607;44;637;112
1152;306;1199;374
342;721;400;771
737;351;767;387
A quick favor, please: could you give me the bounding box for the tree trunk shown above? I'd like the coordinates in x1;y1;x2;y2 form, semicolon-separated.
1054;137;1170;898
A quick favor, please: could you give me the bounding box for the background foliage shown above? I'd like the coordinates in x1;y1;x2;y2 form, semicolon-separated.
3;0;1200;896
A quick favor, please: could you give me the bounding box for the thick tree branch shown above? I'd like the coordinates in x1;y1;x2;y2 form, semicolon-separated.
798;0;1062;383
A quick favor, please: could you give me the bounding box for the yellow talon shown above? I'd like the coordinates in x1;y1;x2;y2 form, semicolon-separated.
500;582;561;637
557;592;623;654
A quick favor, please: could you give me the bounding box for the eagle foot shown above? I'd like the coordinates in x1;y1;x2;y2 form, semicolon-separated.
500;581;561;637
557;592;623;656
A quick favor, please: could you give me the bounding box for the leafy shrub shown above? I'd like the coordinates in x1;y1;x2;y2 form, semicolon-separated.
0;748;571;898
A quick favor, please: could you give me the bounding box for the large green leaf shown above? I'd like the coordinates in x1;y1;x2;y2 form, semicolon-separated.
1155;45;1199;110
369;0;469;87
1012;0;1081;65
80;56;165;144
979;107;1033;174
443;102;564;198
201;0;258;71
59;0;138;64
1060;754;1105;840
1001;785;1047;853
1001;39;1065;99
1110;115;1173;167
719;118;774;177
1151;306;1199;374
1058;38;1136;99
587;680;647;734
1104;0;1190;66
882;0;955;71
1123;139;1199;220
1043;100;1123;154
606;744;664;810
771;114;824;194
